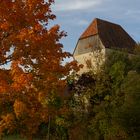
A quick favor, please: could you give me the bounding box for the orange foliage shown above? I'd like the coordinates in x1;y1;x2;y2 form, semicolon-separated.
13;100;28;118
0;113;16;135
0;0;80;139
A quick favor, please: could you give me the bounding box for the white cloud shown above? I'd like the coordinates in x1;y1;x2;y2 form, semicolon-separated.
125;10;140;17
122;10;140;22
53;0;103;11
60;18;89;26
78;19;89;26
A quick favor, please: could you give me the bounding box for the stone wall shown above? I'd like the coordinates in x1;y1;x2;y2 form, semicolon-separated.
73;35;105;74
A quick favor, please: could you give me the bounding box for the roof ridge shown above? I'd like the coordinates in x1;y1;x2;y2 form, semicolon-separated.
95;18;121;27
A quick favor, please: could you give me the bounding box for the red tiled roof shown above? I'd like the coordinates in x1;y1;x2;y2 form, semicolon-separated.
80;19;98;39
79;18;136;49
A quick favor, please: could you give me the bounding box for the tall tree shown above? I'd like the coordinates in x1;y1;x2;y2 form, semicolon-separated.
0;0;80;139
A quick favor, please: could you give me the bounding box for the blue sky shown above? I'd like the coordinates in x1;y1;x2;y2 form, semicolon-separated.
51;0;140;54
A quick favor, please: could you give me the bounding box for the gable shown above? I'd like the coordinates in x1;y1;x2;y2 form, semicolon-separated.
74;35;103;56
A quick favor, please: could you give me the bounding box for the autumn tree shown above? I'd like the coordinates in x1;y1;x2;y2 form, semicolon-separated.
0;0;80;139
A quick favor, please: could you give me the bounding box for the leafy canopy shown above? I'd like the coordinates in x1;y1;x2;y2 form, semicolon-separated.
0;0;80;139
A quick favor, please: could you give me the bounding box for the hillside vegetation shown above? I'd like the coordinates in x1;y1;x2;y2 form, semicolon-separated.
65;47;140;140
